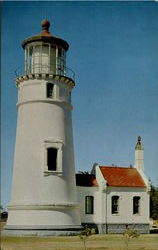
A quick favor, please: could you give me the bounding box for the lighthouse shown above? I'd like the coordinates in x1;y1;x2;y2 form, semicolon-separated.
5;20;81;235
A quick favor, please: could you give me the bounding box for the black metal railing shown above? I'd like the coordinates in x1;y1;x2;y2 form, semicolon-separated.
15;64;75;81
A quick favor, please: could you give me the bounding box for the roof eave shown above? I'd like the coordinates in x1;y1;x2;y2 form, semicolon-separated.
22;35;69;51
107;185;146;188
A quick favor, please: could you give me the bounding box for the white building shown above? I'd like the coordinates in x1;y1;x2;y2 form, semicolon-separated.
76;136;150;234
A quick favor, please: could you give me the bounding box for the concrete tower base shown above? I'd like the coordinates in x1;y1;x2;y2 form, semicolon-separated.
4;204;82;236
3;225;82;236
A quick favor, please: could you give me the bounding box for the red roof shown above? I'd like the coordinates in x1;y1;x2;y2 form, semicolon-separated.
99;166;146;188
76;174;98;187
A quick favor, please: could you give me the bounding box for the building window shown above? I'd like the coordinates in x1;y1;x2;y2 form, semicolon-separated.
85;196;94;214
133;196;140;214
47;147;57;171
112;196;119;214
47;82;54;98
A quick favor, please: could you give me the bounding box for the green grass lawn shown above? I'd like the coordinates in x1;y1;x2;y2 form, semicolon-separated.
1;234;158;250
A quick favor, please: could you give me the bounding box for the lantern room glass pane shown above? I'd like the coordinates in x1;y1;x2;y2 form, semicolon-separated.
28;46;33;73
41;44;49;73
25;48;28;73
50;45;56;74
57;47;66;75
32;45;42;73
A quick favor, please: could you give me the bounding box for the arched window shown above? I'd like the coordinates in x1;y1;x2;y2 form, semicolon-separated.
85;196;94;214
133;196;140;214
112;196;119;214
47;82;54;98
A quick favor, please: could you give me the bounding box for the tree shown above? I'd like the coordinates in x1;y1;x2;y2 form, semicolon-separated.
150;183;158;220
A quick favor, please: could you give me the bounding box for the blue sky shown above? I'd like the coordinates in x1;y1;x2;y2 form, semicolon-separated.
1;1;158;208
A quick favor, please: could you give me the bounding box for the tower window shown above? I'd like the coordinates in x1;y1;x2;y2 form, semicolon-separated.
47;147;57;171
133;196;140;214
47;83;54;98
85;196;94;214
112;196;119;214
44;140;63;174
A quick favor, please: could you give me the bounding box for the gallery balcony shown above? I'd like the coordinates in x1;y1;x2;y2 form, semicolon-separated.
15;64;75;88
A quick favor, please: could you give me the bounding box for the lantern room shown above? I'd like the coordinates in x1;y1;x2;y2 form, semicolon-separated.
22;19;69;76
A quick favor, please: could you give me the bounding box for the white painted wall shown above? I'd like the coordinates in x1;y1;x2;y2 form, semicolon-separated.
106;187;150;224
18;79;70;104
77;186;98;223
77;186;149;225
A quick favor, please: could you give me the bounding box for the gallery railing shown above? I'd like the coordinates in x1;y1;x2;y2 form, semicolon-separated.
15;64;75;81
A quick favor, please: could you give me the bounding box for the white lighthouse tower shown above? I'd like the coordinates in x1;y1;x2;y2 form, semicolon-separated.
5;20;81;235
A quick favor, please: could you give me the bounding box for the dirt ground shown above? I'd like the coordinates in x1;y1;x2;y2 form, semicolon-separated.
1;234;158;250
